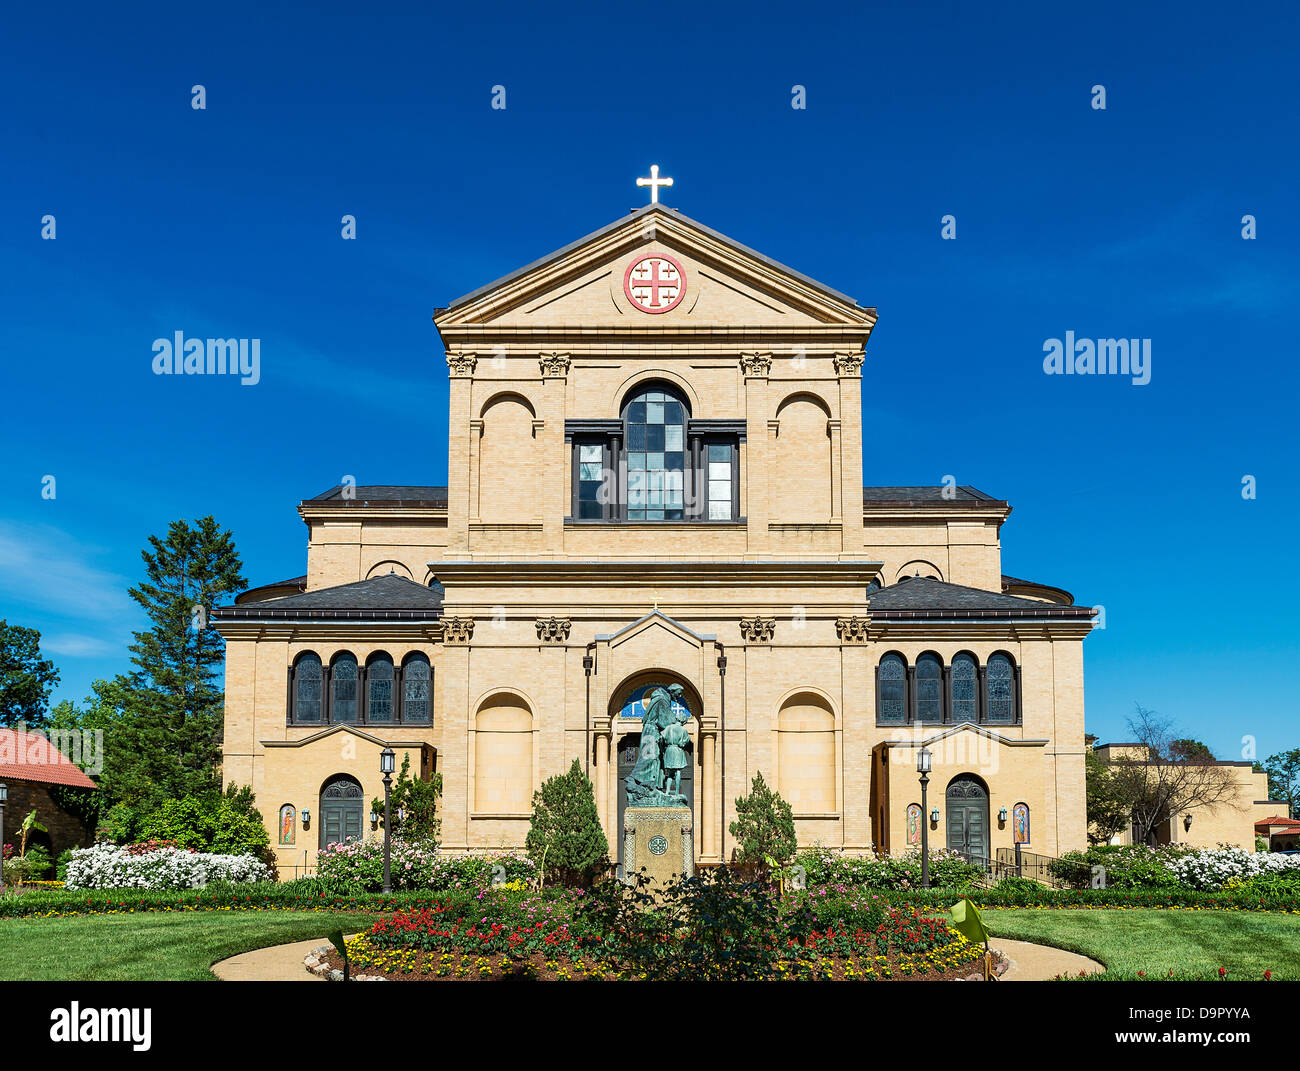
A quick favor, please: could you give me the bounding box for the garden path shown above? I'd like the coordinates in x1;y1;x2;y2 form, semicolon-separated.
989;937;1104;980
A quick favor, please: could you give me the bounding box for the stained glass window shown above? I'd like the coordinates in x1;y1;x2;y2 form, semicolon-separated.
331;653;358;722
986;653;1015;723
878;653;906;724
367;654;394;723
952;652;978;723
294;653;322;723
915;652;943;723
624;387;686;520
403;654;431;724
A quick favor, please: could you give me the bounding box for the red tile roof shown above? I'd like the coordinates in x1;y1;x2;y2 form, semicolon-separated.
1255;816;1300;830
0;729;97;789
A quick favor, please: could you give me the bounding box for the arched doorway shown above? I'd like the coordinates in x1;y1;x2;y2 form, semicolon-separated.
320;774;365;849
945;773;989;862
612;676;698;875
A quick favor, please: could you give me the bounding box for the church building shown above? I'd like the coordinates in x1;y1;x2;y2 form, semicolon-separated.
215;182;1095;875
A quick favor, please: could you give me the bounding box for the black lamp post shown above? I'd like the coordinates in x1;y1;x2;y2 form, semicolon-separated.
0;782;7;893
917;747;932;889
380;748;395;894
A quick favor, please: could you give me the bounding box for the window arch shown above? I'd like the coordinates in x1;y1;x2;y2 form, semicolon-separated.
777;692;837;813
914;652;944;723
291;652;323;724
985;652;1017;723
330;653;359;723
366;652;394;724
474;694;534;813
950;652;978;723
876;652;907;725
402;653;432;725
623;383;688;521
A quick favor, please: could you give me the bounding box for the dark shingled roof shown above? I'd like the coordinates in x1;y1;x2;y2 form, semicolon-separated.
867;576;1094;620
214;574;443;621
862;486;1005;506
304;485;448;508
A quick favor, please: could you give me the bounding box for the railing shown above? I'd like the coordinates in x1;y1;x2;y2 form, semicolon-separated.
948;847;1063;888
994;846;1063;887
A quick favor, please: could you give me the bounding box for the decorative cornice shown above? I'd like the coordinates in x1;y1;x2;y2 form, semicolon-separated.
833;350;865;376
446;351;477;376
738;616;776;643
539;352;572;377
739;351;772;377
442;616;475;644
835;616;870;644
535;616;572;643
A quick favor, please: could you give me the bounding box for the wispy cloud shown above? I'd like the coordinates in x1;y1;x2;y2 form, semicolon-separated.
41;633;121;658
0;521;134;623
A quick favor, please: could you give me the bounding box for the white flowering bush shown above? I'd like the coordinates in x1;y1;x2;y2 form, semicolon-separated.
1165;846;1300;890
64;843;271;890
316;837;536;892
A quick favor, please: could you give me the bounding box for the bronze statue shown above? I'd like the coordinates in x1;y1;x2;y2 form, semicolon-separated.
625;684;689;807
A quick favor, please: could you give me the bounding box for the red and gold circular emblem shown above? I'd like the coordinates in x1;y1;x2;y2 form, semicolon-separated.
623;254;686;314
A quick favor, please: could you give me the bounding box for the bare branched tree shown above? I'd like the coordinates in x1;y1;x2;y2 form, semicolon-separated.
1104;705;1241;847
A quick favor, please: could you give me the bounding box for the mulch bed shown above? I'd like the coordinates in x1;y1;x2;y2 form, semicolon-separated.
309;947;1008;982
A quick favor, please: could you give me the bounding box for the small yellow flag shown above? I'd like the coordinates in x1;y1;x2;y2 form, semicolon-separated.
949;897;989;946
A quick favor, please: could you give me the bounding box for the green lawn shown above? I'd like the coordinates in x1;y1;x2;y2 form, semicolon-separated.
984;908;1300;980
0;911;384;981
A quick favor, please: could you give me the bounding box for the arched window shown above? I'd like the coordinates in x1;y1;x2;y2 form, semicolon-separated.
985;653;1016;723
951;652;978;723
915;652;943;723
292;653;323;724
623;385;687;521
330;653;358;723
366;653;394;724
877;653;907;724
402;654;432;725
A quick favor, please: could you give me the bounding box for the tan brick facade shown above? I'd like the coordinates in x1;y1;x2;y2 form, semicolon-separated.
218;203;1092;872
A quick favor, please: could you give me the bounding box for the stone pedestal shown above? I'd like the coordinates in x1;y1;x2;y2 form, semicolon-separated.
622;806;693;888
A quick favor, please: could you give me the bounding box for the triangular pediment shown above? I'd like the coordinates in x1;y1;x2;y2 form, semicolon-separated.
434;204;877;334
601;609;713;651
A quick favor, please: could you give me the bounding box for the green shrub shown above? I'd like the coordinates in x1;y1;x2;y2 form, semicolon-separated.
796;847;983;890
138;791;269;857
526;759;609;887
730;772;796;872
1049;845;1184;890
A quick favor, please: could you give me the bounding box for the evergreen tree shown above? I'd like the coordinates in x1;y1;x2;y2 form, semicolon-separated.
113;517;245;804
0;621;60;729
729;771;797;872
526;759;608;887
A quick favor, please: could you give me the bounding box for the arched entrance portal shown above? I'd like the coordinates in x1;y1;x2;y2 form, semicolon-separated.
320;774;365;849
945;773;989;862
612;676;698;875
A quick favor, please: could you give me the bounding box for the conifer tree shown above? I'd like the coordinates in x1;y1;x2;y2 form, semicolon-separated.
729;771;797;872
526;759;609;886
112;517;245;804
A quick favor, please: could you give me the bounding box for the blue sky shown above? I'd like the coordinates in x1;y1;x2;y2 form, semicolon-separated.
1;1;1296;760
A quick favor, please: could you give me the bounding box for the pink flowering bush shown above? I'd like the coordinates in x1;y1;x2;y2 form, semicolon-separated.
316;837;536;892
